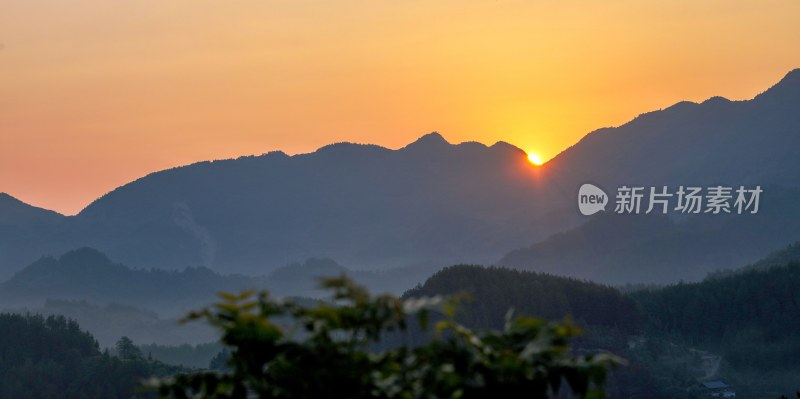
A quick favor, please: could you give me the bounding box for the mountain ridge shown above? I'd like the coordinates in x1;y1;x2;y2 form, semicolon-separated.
0;247;255;316
543;68;800;190
0;192;65;225
0;132;544;277
2;69;800;284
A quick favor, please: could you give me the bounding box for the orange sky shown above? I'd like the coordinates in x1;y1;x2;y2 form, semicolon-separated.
2;0;800;215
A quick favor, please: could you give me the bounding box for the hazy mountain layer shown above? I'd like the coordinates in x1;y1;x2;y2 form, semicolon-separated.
499;187;800;283
0;247;255;316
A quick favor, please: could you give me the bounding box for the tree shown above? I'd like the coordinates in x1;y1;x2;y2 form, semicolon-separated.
155;277;622;398
208;349;231;371
116;336;144;361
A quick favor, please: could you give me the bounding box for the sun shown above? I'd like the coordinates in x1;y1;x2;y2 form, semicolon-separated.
527;152;543;166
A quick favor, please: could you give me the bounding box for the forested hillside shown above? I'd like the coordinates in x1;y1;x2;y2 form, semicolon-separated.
0;313;185;398
403;265;639;332
629;261;800;397
401;262;800;397
632;262;800;367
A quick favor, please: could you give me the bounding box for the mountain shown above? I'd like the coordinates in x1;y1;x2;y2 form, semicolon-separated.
0;313;187;399
499;69;800;283
3;69;800;284
9;299;218;347
0;133;549;277
698;239;800;280
0;246;438;321
0;193;64;227
402;265;639;332
628;261;800;395
499;186;800;283
0;247;256;316
737;240;800;272
398;265;662;396
542;69;800;190
632;261;800;348
0;193;66;277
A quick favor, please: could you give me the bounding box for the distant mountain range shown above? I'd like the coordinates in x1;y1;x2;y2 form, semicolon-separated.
1;69;800;284
0;247;253;316
0;247;439;316
0;134;549;278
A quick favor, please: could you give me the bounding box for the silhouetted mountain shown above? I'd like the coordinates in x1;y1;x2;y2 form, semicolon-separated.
0;133;546;277
3;70;800;285
544;69;800;190
499;69;800;283
0;247;256;316
0;193;66;277
403;265;638;332
0;193;63;227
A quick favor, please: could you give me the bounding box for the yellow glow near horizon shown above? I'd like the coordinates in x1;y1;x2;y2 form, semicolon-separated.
2;1;800;215
527;153;543;166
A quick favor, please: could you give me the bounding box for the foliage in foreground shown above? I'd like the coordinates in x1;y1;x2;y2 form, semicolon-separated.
155;277;621;399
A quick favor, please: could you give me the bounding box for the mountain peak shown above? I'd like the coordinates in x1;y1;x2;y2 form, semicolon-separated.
0;192;64;227
490;141;527;156
755;68;800;101
780;68;800;85
702;96;731;105
0;192;22;205
403;132;450;150
315;141;388;155
59;247;112;266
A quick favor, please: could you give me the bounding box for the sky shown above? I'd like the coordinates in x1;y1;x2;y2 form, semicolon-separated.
2;0;800;215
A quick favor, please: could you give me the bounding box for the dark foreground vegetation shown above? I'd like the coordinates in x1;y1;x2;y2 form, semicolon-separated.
155;277;620;398
4;256;800;398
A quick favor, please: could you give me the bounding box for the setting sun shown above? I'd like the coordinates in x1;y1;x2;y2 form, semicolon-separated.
527;153;543;166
